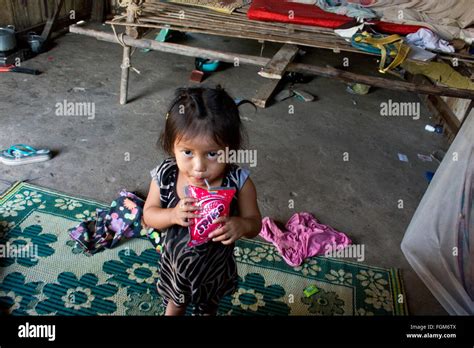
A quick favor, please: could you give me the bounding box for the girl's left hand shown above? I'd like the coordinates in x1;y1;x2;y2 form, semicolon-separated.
208;216;248;245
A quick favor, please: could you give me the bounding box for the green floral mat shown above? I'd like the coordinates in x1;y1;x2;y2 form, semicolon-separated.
0;182;408;316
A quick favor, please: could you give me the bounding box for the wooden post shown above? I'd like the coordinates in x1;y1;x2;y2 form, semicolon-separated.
119;3;136;105
41;0;65;43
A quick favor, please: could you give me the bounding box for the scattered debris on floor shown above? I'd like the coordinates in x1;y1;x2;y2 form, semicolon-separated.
293;89;315;102
398;153;409;162
417;154;433;162
68;87;87;93
346;83;371;95
304;284;320;297
425;124;443;133
189;69;204;82
273;88;316;103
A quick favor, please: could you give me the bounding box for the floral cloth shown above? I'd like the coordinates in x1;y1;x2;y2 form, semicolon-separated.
68;190;162;255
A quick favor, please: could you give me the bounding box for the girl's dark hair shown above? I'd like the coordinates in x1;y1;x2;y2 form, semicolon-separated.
159;85;255;155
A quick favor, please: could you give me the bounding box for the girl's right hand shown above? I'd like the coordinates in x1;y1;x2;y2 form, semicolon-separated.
171;198;202;227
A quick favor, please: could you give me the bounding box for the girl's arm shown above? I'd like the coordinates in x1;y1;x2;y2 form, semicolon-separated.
236;178;262;239
143;180;201;230
143;180;175;230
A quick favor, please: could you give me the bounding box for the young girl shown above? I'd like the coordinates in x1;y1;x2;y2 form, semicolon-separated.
143;86;262;316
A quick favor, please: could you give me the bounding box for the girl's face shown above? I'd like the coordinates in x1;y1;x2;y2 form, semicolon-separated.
173;134;227;188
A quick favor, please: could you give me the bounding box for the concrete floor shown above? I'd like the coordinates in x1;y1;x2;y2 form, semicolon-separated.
0;24;449;314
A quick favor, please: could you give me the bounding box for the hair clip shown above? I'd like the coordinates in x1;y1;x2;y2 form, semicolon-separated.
165;112;169;120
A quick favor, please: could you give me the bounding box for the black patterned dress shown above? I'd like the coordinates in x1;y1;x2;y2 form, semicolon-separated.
150;157;250;314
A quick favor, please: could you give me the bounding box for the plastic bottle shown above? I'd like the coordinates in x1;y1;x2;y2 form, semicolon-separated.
425;125;436;132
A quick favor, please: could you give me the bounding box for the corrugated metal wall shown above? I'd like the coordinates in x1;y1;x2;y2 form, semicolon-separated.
0;0;93;31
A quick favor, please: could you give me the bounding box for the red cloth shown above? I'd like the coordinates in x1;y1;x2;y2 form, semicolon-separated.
248;0;424;35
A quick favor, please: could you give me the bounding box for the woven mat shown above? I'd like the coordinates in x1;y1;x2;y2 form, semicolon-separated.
0;182;408;315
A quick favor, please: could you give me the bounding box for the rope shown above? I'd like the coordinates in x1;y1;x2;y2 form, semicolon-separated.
117;0;143;8
117;0;128;7
111;0;144;74
111;22;127;48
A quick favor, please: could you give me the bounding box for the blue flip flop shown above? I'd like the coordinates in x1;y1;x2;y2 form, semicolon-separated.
0;144;52;166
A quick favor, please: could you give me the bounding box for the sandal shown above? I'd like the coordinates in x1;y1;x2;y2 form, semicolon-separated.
0;144;52;166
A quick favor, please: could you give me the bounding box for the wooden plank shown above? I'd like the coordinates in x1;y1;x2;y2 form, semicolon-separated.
0;0;15;26
10;0;28;30
142;4;302;34
83;0;94;20
69;25;474;100
77;0;90;13
27;0;44;28
23;0;31;30
41;0;65;42
67;0;76;16
258;43;299;79
17;10;90;36
19;0;30;30
59;0;69;17
290;63;474;100
41;0;49;20
91;0;105;22
253;43;300;108
441;95;473;123
427;95;461;132
252;78;282;108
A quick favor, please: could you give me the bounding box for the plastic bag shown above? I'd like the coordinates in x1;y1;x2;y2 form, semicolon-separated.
185;184;236;247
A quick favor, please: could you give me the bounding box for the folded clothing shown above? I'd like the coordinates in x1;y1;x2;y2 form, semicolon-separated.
259;212;351;267
406;28;454;53
69;190;162;255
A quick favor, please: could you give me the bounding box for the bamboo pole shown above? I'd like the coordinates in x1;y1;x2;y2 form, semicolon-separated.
119;3;136;105
69;24;474;100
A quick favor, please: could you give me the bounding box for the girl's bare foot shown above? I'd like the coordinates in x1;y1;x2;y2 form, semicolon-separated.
165;301;186;316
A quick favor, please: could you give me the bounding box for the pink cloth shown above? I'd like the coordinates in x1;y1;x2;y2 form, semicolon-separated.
259;212;352;267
